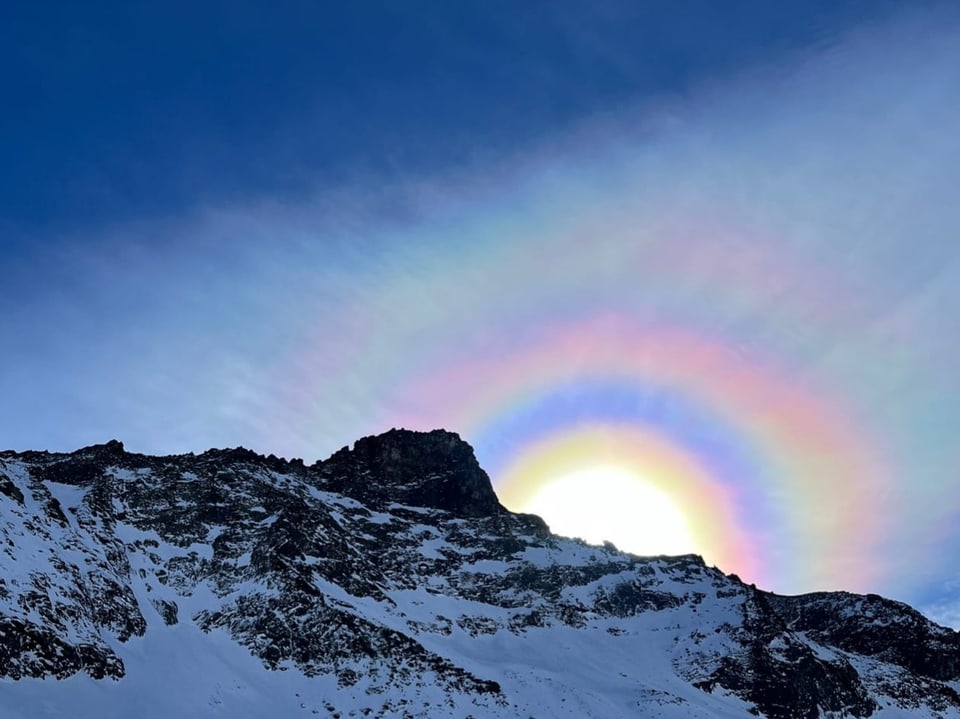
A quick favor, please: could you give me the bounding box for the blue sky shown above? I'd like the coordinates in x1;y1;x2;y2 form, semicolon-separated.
3;2;960;620
1;1;909;233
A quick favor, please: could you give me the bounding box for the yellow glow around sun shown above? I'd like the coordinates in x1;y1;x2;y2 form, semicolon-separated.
524;466;696;556
493;426;751;567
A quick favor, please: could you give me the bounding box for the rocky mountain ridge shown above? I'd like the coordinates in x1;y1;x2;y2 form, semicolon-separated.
0;429;958;718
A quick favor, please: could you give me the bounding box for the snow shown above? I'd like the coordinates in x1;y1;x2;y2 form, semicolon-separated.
2;455;960;719
0;598;757;719
0;621;349;719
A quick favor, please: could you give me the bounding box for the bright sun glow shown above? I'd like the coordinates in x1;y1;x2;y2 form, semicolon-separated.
523;466;696;556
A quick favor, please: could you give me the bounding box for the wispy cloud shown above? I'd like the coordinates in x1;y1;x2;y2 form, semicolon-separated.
922;577;960;630
1;5;959;603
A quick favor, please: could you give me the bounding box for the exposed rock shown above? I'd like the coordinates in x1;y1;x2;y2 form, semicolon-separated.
0;429;957;718
320;428;505;517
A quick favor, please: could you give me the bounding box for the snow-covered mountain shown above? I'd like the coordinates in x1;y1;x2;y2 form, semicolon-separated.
1;429;958;718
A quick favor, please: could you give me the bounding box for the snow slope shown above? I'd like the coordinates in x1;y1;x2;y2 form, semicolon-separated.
1;431;958;718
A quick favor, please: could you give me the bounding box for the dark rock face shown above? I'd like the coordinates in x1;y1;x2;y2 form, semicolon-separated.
321;428;505;517
767;592;960;714
692;590;877;719
768;592;960;681
0;618;124;679
0;430;959;719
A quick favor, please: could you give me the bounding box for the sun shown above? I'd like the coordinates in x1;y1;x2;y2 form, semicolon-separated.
522;466;696;556
492;425;752;573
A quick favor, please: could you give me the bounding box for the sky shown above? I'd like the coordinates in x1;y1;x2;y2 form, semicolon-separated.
2;2;960;625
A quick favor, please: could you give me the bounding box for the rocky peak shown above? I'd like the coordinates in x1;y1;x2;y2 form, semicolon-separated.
71;439;127;459
2;431;960;719
319;428;505;517
32;439;130;486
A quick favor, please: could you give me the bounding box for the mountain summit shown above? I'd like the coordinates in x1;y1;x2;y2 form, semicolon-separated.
0;430;958;718
322;428;505;517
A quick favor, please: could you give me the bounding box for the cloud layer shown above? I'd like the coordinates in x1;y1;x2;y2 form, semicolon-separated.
2;6;959;615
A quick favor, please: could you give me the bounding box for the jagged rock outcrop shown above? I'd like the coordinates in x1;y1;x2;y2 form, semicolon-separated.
322;428;505;517
0;429;958;718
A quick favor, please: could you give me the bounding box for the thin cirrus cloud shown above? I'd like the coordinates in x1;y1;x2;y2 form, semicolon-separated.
272;10;959;611
1;6;958;622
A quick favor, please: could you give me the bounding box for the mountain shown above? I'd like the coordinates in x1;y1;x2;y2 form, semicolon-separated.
1;429;958;718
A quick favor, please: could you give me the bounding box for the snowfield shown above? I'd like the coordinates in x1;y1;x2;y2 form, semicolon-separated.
1;431;959;718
